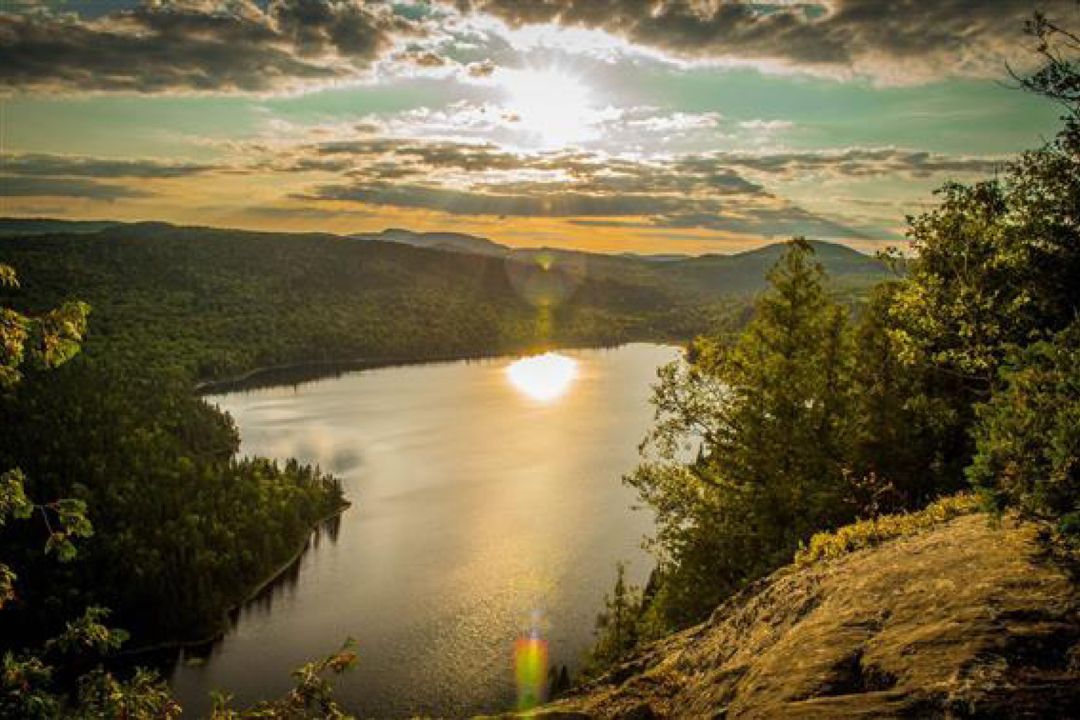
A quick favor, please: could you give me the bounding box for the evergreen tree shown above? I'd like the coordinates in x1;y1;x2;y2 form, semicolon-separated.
583;562;642;675
626;239;856;628
848;284;966;513
968;323;1080;537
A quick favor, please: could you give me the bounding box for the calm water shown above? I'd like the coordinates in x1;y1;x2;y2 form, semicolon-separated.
169;343;678;718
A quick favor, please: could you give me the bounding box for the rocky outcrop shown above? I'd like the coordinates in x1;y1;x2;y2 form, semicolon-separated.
511;515;1079;719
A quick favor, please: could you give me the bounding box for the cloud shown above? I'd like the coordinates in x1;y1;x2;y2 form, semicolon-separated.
450;0;1074;83
623;110;723;133
300;181;691;216
235;125;1001;242
0;176;153;199
1;152;218;178
653;206;866;239
0;0;423;94
466;58;496;77
275;129;1014;240
2;0;1068;96
400;49;449;67
677;148;1005;180
0;127;1000;242
285;133;867;238
737;119;793;132
238;203;375;220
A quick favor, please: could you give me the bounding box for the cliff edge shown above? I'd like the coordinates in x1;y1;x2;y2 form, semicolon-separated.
512;514;1079;719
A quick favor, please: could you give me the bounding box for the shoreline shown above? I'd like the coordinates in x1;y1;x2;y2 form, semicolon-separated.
194;352;504;395
118;501;350;660
194;340;679;396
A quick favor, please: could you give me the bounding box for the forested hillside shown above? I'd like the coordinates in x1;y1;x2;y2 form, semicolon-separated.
0;224;688;380
0;360;345;646
0;223;888;382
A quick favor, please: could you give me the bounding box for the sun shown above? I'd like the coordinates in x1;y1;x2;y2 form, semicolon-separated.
506;352;579;403
502;68;595;148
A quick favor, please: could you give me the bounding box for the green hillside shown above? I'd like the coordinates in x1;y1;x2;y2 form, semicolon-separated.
0;221;889;382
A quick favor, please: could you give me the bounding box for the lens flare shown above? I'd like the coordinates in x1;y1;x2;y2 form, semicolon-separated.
505;251;588;309
506;352;579;402
514;630;549;710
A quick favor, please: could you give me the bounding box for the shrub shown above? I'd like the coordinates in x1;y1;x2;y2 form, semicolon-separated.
795;494;981;566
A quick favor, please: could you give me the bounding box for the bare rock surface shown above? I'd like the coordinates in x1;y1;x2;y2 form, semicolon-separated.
488;515;1079;719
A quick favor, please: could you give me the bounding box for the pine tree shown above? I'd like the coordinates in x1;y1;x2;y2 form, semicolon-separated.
626;238;856;628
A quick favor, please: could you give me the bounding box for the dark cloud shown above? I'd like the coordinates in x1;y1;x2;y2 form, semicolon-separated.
397;49;449;67
284;135;996;187
4;0;1055;95
1;152;218;178
299;181;689;216
265;133;998;239
567;204;868;240
290;136;873;238
239;203;374;219
653;206;866;239
0;0;422;93
678;148;1003;180
320;138;518;166
466;58;496;77
0;134;993;240
452;0;1074;80
0;176;153;199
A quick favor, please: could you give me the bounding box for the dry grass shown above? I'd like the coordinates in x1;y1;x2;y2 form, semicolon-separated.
795;493;982;566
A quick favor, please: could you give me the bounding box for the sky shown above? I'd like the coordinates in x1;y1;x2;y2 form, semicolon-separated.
0;0;1072;254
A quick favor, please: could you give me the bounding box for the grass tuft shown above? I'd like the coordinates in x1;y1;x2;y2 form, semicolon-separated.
796;494;982;566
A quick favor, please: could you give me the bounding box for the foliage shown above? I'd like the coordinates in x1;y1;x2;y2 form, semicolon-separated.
968;325;1080;537
70;668;183;720
0;264;157;719
867;4;1080;526
0;359;345;646
3;634;359;720
1;263;357;717
889;12;1080;392
1013;9;1080;109
210;641;358;720
795;493;981;566
847;284;969;511
587;12;1080;679
0;226;733;382
625;239;857;628
0;262;88;391
582;563;643;677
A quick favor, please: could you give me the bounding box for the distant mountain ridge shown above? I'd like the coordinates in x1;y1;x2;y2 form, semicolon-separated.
351;228;511;257
346;226;893;293
0;217;122;236
0;218;893;301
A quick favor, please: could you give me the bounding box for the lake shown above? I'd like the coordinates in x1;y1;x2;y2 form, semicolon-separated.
168;343;679;718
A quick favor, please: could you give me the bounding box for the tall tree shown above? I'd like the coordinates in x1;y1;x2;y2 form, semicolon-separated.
627;239;855;627
967;323;1080;537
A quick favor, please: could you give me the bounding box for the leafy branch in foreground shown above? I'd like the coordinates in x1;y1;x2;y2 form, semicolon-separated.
0;263;88;391
210;640;358;720
0;261;92;611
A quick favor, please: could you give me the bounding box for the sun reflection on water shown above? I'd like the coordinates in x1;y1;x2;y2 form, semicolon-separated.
505;352;579;403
